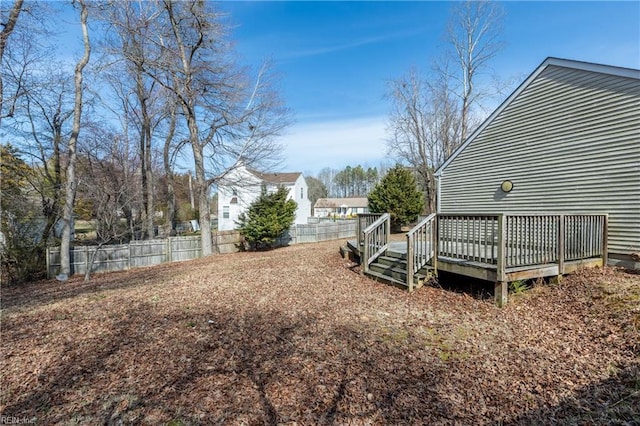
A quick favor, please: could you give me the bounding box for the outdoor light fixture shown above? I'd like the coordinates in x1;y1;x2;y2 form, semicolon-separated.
501;180;514;193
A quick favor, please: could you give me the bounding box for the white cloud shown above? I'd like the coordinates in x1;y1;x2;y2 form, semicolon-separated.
279;116;390;174
279;28;425;61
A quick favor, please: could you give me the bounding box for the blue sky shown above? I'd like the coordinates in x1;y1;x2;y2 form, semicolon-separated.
217;1;639;175
51;1;639;176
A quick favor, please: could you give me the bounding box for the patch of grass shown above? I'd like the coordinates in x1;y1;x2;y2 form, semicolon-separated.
87;293;107;302
510;279;529;295
380;326;409;343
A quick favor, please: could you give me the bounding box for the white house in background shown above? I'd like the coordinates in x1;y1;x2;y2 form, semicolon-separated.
313;197;369;218
217;165;311;231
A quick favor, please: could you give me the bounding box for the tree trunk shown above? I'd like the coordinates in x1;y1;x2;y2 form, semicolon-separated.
59;0;90;279
0;0;24;126
163;105;177;235
135;68;154;239
185;113;212;256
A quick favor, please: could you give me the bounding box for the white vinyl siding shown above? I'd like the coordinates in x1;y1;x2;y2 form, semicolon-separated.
439;65;640;256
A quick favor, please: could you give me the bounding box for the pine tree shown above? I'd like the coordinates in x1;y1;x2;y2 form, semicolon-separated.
367;165;424;229
237;186;297;250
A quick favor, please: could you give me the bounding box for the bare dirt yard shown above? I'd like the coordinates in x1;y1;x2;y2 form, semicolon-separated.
1;240;639;425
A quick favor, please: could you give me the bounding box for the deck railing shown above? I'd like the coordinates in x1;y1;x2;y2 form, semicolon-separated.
505;215;559;267
356;213;385;248
438;213;608;277
406;213;437;291
438;215;499;264
362;213;390;273
563;214;607;261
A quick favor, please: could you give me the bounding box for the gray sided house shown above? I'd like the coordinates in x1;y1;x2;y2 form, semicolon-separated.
435;58;640;267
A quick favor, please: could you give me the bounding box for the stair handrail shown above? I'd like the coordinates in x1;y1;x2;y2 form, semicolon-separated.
406;213;437;291
356;213;384;247
362;213;390;273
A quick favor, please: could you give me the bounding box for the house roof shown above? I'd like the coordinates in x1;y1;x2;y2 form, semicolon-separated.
435;57;640;177
314;197;369;208
247;168;302;185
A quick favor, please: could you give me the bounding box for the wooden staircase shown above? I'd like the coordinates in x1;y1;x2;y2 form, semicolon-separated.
366;249;433;290
347;213;437;292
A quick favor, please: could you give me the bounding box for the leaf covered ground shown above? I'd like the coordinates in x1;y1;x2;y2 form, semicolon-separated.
1;240;639;425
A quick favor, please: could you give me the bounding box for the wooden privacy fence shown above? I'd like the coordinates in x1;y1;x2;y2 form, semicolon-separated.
287;221;356;244
47;221;357;278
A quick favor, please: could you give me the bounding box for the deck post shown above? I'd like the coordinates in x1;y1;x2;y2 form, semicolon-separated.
557;214;565;281
432;215;438;276
602;214;608;267
362;234;370;274
356;215;362;247
495;214;507;306
406;233;414;292
385;215;391;241
495;281;508;307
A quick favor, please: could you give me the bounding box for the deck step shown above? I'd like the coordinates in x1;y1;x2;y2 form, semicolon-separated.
385;250;407;260
376;255;408;269
369;263;410;282
340;245;359;262
364;269;409;289
366;259;432;291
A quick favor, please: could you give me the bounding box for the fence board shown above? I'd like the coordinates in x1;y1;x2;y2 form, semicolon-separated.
47;222;356;278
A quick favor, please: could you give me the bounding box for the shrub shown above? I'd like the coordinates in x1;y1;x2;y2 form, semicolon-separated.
1;144;47;284
237;186;297;250
368;165;424;229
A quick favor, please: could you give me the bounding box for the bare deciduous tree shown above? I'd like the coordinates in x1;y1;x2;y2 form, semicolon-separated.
77;125;139;281
59;0;91;279
386;68;450;213
146;0;289;256
0;0;24;125
161;95;180;235
444;0;504;145
100;1;164;240
385;0;503;212
19;70;75;244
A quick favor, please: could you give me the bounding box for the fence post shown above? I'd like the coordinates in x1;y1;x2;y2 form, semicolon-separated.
84;246;89;275
166;237;172;263
46;246;51;279
495;214;507;307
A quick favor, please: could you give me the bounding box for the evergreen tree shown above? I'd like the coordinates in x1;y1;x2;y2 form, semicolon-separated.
367;165;424;229
237;186;297;250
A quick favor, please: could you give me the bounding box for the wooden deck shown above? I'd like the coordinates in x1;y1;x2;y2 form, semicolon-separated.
346;213;608;305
